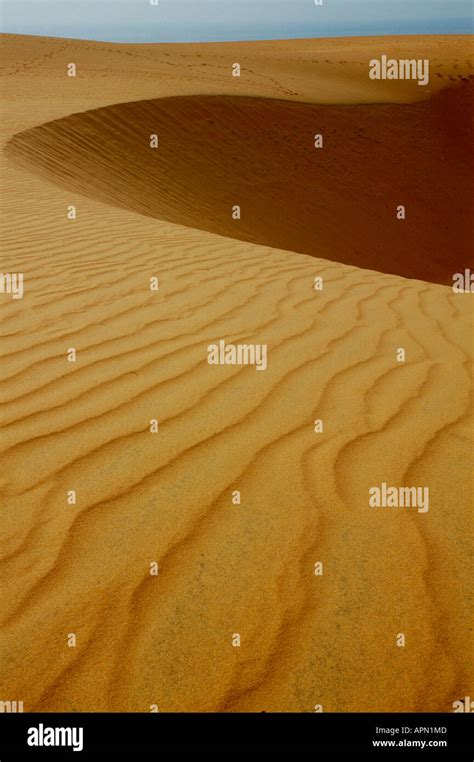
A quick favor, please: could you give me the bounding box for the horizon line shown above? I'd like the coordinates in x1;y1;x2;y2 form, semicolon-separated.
2;30;473;46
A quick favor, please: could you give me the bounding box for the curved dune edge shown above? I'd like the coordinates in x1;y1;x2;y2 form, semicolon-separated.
5;82;474;285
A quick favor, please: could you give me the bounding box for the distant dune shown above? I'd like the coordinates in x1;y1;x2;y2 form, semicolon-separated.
1;32;473;108
0;33;473;713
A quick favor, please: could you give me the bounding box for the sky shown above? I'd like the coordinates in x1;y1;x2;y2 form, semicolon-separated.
1;0;473;43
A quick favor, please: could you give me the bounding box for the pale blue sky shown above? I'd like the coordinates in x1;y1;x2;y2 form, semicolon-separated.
1;0;472;42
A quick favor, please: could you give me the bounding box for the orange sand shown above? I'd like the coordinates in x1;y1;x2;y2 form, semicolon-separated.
0;34;473;712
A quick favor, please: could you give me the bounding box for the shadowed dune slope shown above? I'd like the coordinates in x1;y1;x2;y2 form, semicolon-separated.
5;82;474;285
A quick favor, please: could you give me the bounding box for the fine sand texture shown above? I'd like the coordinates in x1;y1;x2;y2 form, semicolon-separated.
0;34;473;712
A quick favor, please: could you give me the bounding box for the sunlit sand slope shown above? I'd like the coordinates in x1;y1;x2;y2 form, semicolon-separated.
1;33;473;109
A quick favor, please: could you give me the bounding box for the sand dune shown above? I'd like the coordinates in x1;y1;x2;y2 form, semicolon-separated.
1;32;473;110
0;34;473;713
5;83;474;283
